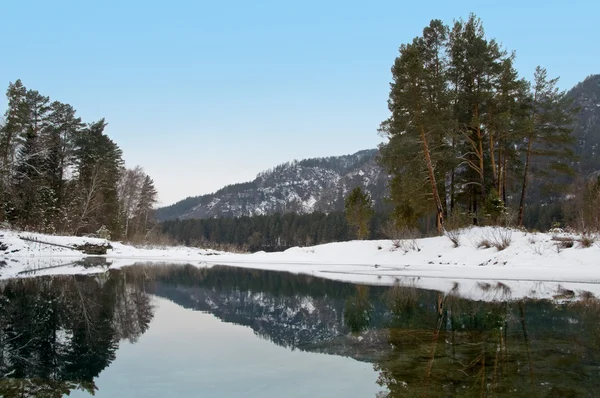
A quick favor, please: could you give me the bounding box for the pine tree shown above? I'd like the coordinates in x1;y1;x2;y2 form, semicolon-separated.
0;80;28;221
448;14;505;223
488;56;530;205
12;89;51;227
45;101;84;226
71;119;124;237
379;20;451;233
345;187;374;239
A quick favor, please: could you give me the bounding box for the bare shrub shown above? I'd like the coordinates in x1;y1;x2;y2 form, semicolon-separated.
489;228;512;251
476;281;512;300
381;221;421;253
494;282;512;300
443;212;471;247
579;290;596;300
578;234;595;248
554;285;576;299
530;243;545;256
394;236;421;253
476;228;512;251
445;229;461;248
477;238;492;249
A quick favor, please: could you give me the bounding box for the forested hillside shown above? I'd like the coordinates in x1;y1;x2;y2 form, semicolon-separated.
569;74;600;175
0;80;158;240
156;149;387;221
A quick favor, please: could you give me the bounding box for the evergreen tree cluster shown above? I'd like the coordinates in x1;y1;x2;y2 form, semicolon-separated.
0;80;158;239
160;211;389;251
379;14;577;232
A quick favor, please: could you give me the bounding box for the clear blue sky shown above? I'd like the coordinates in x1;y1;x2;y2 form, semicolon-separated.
1;0;598;206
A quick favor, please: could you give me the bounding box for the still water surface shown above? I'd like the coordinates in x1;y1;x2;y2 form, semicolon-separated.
1;263;600;397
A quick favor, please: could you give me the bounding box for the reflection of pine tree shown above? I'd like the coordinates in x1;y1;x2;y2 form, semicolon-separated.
344;286;373;334
375;288;600;397
0;271;154;397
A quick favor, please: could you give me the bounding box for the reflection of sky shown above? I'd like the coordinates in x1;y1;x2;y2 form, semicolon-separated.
70;296;382;398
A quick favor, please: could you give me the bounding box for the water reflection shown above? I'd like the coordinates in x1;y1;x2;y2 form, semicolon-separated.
376;284;600;397
0;271;153;397
1;264;600;397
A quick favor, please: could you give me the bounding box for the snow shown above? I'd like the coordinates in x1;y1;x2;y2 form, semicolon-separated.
302;196;317;212
2;227;600;301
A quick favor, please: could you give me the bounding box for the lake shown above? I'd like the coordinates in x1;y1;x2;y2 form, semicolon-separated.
1;263;600;397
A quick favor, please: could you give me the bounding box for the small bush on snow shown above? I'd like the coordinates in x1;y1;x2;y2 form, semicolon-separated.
476;228;512;251
578;234;595;248
445;229;461;248
477;238;492;249
386;226;421;253
393;238;421;253
489;228;512;251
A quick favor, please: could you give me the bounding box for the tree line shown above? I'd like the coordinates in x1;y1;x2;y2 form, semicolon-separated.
0;80;157;240
378;14;577;233
160;211;390;251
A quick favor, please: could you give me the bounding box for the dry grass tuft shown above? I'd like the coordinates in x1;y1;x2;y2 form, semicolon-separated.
445;229;461;248
578;234;596;248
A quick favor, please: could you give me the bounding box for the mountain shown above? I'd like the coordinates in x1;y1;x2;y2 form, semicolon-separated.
568;74;600;176
156;149;388;221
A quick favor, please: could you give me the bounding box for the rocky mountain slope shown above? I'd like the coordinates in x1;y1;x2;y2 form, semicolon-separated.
156;149;388;221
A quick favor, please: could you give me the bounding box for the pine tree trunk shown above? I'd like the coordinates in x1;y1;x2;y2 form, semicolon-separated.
475;105;486;200
489;131;497;191
420;127;444;234
450;137;456;215
518;137;534;226
450;168;455;214
502;155;508;204
488;109;498;194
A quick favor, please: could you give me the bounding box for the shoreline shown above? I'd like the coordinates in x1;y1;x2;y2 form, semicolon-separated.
2;226;600;301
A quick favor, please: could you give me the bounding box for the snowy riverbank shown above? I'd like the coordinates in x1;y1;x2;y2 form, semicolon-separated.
2;227;600;301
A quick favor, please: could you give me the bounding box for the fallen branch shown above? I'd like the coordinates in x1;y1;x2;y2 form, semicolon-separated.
18;235;112;255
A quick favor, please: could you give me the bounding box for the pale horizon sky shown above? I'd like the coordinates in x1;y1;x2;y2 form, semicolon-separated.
1;0;598;206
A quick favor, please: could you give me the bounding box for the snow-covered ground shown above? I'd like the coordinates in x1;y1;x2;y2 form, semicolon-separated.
2;227;600;301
